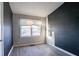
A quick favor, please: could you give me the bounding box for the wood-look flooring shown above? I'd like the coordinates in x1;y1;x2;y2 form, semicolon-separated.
10;44;70;56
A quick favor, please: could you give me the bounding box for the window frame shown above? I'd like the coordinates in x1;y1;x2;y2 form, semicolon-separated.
20;19;42;37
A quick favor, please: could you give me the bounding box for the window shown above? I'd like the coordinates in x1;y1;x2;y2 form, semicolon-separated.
32;25;41;36
20;26;31;37
20;19;41;37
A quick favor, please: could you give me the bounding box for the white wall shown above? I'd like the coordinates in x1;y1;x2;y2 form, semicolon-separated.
13;14;46;46
46;17;55;46
0;2;3;56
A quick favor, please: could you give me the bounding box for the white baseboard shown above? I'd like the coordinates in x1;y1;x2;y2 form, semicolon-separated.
48;43;76;56
8;46;13;56
54;46;76;56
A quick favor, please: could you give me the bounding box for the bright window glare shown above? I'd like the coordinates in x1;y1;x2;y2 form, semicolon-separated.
20;26;31;37
32;25;41;36
20;19;41;37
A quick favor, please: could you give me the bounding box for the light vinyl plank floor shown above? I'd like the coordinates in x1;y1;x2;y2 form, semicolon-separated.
10;44;70;56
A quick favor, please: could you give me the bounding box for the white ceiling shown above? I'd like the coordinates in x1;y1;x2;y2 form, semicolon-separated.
9;2;64;17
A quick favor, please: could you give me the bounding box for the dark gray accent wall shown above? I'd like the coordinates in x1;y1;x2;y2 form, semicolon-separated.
48;2;79;55
4;2;13;56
